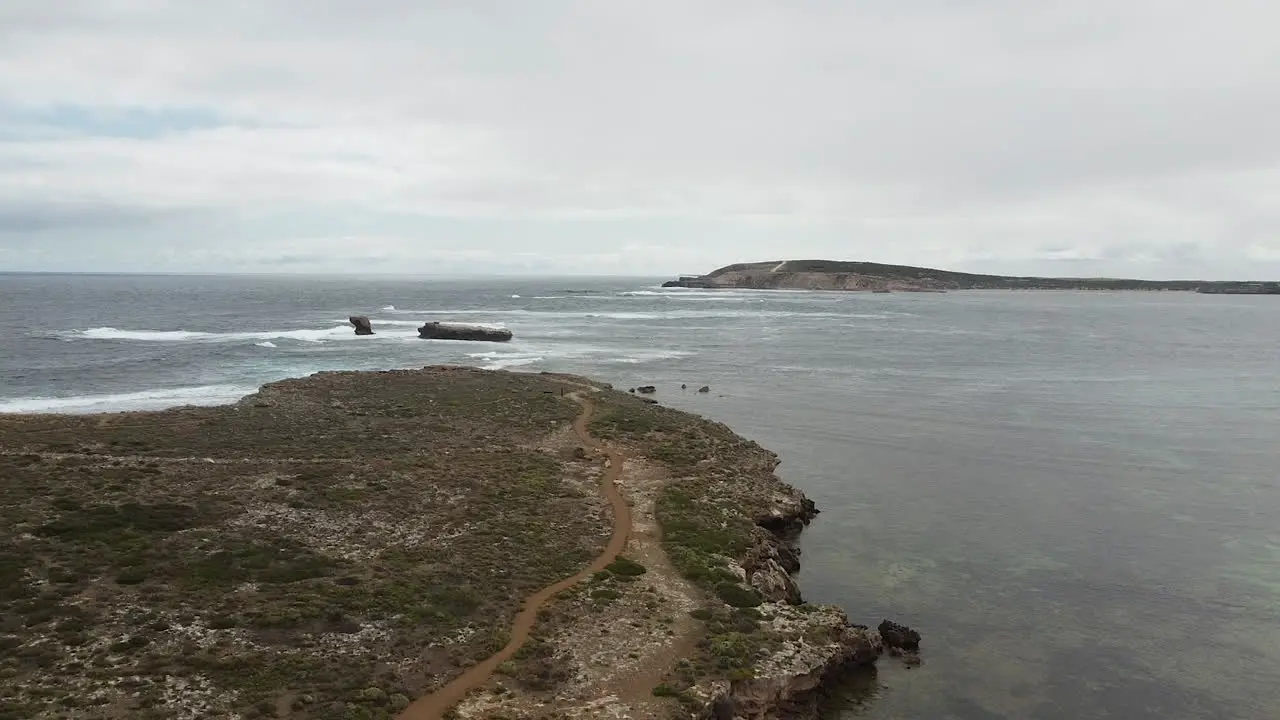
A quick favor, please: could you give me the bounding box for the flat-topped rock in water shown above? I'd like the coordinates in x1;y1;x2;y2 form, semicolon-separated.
417;321;513;342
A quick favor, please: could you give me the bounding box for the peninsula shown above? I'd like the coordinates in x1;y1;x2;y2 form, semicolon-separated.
0;367;886;720
663;260;1280;293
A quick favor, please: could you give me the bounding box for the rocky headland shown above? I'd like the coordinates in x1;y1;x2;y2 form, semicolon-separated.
664;260;1278;293
0;368;890;720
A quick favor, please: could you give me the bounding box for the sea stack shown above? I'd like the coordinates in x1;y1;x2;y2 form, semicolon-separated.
418;322;513;342
349;316;374;335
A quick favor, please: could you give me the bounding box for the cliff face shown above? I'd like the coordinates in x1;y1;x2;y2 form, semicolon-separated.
664;260;1273;292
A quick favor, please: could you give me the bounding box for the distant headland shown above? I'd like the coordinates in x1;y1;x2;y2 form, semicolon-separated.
663;260;1280;294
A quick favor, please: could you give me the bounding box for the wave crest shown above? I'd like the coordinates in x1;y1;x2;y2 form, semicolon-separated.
0;385;254;414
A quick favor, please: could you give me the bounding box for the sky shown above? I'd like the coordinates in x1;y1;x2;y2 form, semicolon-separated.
1;1;1278;279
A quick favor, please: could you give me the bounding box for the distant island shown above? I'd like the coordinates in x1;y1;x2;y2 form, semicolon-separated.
663;260;1280;294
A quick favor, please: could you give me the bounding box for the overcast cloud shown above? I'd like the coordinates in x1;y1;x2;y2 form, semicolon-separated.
1;1;1278;277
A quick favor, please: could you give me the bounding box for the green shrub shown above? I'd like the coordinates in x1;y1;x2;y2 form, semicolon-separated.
116;567;149;585
714;582;761;609
605;557;646;576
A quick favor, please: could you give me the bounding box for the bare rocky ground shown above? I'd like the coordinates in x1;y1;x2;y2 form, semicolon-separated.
0;368;881;720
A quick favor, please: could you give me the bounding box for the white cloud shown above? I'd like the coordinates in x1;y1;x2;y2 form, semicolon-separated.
0;1;1278;277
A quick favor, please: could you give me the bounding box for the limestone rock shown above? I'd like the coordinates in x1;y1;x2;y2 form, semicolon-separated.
417;322;513;342
700;602;882;720
749;558;800;605
349;316;374;335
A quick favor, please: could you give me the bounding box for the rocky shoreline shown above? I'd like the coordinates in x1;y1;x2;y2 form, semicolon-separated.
583;393;898;720
693;457;883;719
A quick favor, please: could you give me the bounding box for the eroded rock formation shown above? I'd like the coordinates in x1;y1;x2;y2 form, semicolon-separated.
349;316;374;335
417;322;513;342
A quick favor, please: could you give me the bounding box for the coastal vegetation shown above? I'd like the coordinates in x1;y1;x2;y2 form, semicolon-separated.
2;367;878;719
0;369;609;719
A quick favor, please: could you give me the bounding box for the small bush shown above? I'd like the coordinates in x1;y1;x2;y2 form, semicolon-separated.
116;568;149;585
714;582;761;609
208;614;239;630
605;557;646;576
652;684;682;697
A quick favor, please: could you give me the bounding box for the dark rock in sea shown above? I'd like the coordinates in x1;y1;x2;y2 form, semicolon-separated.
628;388;636;394
877;620;921;652
349;316;374;335
698;385;711;393
417;322;512;342
636;385;657;394
681;383;687;389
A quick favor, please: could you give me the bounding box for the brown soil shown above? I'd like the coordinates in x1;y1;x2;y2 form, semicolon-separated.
397;391;632;720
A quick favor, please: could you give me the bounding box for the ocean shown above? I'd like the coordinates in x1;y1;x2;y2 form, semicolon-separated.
2;273;1278;719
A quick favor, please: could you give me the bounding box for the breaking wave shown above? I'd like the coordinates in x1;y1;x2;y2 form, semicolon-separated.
0;384;255;414
465;351;545;370
71;325;394;343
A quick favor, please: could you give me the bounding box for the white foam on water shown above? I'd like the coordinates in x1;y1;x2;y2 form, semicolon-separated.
0;384;255;415
73;325;377;343
602;349;694;364
80;327;209;341
255;341;277;348
382;305;396;311
464;350;545;370
383;308;867;321
511;294;521;298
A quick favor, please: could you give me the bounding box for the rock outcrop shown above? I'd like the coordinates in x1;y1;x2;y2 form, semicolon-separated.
349;316;374;335
417;322;513;342
636;385;657;394
681;481;880;719
877;619;921;652
695;604;883;720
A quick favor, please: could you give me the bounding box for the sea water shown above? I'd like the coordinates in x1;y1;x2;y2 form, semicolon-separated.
2;273;1278;719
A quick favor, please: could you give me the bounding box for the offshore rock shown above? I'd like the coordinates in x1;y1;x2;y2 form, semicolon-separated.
417;322;513;342
349;316;374;335
877;619;921;652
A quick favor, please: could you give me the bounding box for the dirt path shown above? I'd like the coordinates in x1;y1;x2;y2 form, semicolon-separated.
397;391;632;720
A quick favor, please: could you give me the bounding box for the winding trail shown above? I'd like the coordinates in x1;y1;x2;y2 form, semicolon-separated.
398;391;632;720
